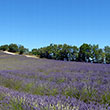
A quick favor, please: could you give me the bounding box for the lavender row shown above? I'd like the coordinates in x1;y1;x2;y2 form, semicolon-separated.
0;86;108;110
0;69;110;105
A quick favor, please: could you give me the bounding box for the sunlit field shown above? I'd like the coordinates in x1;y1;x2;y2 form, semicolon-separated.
0;51;110;110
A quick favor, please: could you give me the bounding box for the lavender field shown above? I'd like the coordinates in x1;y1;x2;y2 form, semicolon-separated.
0;51;110;110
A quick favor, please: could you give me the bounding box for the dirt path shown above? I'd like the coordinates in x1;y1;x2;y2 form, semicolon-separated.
3;51;39;59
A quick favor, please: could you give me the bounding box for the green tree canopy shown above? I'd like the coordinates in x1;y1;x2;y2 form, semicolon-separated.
0;45;9;51
8;44;19;53
104;46;110;63
78;43;91;62
18;45;28;55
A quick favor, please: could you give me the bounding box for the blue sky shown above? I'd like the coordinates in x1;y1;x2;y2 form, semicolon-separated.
0;0;110;50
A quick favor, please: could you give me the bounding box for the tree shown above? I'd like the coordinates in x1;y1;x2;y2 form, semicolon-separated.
58;44;68;60
78;43;91;62
97;49;104;63
0;45;9;51
37;47;48;58
91;44;99;63
51;44;58;59
18;45;28;55
71;46;79;61
104;46;110;64
31;48;38;55
45;44;53;59
8;44;19;53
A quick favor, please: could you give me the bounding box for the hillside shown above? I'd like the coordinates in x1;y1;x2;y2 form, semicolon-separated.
0;51;110;109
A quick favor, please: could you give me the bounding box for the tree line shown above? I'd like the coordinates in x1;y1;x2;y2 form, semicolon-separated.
0;43;110;64
31;43;110;64
0;44;29;55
